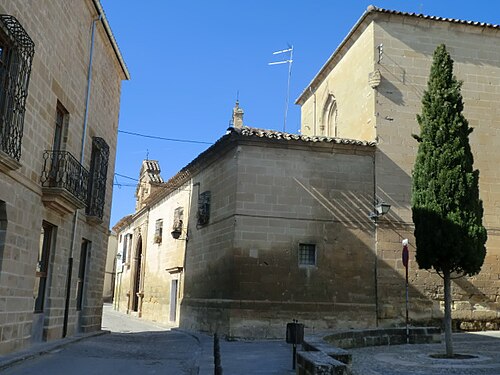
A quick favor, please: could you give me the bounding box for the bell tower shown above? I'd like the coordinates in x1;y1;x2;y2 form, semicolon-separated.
135;160;164;211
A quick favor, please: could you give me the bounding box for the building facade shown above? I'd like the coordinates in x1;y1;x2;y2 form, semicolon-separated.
113;160;190;325
103;232;117;303
297;6;500;328
0;0;129;354
114;116;377;336
114;7;500;338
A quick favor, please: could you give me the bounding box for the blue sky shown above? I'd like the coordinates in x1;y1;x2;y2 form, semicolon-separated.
102;0;500;227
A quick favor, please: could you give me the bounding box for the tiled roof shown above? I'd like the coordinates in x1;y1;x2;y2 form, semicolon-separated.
135;126;375;213
112;214;133;232
233;126;376;147
370;5;500;29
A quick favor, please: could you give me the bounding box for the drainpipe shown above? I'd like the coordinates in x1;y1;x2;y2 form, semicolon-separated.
373;151;379;327
62;13;101;338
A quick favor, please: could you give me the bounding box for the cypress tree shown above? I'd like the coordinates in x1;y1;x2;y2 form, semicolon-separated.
412;44;487;357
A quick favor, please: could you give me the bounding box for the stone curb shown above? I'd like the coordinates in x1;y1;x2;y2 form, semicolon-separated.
0;330;110;372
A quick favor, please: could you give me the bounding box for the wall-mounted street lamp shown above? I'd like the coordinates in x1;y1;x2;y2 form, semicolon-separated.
369;201;391;221
171;227;188;241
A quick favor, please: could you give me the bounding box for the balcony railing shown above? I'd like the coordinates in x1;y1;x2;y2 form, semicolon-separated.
40;150;89;213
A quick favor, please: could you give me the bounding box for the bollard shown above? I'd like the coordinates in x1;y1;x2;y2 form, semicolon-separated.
214;333;223;375
286;319;304;370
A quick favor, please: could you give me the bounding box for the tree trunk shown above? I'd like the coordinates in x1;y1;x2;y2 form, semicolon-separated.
443;268;453;357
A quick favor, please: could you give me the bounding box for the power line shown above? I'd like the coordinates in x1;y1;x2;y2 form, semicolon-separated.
118;129;212;145
115;172;138;181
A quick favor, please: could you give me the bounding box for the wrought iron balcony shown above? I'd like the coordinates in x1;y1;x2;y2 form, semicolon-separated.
40;150;89;215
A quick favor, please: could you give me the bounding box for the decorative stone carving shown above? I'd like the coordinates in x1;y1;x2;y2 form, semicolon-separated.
368;69;381;89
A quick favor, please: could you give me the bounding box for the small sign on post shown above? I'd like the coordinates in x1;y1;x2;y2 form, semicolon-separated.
402;238;409;344
286;319;304;370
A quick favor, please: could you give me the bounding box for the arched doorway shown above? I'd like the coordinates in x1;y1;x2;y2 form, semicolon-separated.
131;235;142;312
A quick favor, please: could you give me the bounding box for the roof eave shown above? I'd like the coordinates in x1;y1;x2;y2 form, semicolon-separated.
92;0;130;80
295;6;375;106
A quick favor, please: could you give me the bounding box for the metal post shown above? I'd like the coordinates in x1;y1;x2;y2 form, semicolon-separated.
283;46;293;132
402;239;409;344
406;263;409;344
214;333;222;375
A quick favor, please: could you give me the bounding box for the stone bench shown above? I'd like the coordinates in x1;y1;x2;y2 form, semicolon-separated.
302;339;352;365
296;350;349;375
323;327;441;349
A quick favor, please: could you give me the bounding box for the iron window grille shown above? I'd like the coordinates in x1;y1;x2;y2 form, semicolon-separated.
40;150;89;205
197;191;211;226
298;243;316;266
122;233;128;263
154;219;163;244
34;222;55;313
0;15;34;162
86;137;109;220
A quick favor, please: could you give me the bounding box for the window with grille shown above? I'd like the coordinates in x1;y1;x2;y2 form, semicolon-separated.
0;15;34;163
154;219;163;244
122;233;129;263
197;191;211;226
86;137;109;220
298;243;316;266
34;221;56;313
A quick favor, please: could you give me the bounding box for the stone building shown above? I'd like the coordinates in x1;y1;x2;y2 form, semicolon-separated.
114;104;378;336
103;232;117;303
113;160;189;324
113;7;500;338
0;1;129;354
296;5;500;329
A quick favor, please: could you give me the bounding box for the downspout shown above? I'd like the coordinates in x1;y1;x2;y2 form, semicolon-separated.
63;14;101;338
373;152;379;327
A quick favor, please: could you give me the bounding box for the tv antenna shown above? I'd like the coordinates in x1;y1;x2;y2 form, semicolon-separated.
269;45;293;132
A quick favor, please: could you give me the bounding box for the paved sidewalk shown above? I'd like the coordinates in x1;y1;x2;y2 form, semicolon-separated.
0;304;295;375
197;335;295;375
0;330;107;372
349;331;500;375
8;304;499;374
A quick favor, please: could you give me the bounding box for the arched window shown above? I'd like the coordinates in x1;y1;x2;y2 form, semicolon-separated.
321;94;337;137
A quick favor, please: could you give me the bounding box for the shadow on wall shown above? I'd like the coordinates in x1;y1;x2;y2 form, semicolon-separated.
378;74;405;106
179;149;441;337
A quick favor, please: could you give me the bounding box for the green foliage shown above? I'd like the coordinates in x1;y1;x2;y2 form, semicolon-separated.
412;44;487;276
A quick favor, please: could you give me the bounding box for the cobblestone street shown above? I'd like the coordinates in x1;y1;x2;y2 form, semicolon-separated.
2;305;200;375
3;304;500;374
1;304;294;375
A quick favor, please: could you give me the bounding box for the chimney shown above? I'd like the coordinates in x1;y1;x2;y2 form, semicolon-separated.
232;101;244;128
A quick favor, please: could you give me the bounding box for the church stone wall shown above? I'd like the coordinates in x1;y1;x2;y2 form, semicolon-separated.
373;14;500;327
300;22;376;142
181;140;377;338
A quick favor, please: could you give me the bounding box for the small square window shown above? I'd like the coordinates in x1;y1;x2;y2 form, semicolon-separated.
298;244;316;266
